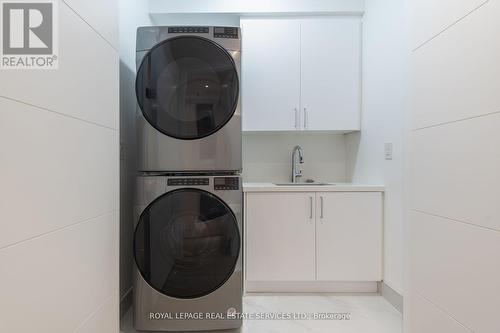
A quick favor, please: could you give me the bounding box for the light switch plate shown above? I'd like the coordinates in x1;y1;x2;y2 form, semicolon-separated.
384;142;393;160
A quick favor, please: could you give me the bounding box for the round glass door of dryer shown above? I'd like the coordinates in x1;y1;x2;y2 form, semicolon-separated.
134;188;240;299
136;36;239;140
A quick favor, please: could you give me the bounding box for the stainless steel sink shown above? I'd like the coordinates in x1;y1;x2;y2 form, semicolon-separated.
273;182;334;186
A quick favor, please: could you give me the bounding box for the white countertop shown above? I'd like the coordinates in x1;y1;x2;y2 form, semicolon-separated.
243;182;385;192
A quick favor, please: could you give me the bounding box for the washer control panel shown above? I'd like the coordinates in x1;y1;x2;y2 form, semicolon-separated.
168;178;209;186
214;177;239;190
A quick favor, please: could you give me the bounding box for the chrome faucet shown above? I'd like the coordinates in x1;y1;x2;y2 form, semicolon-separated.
291;145;304;183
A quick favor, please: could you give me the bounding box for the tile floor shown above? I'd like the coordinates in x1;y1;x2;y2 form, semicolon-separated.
121;294;402;333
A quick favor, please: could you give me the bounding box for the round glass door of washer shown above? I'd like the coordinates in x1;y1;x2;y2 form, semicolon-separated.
134;188;240;299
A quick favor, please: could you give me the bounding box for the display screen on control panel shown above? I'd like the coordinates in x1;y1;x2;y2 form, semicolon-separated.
214;27;238;39
214;177;239;190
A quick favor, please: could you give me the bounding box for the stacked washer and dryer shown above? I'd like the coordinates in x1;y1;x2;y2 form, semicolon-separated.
133;26;243;332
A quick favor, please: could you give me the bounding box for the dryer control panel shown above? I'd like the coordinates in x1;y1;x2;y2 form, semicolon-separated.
167;26;209;34
214;177;239;190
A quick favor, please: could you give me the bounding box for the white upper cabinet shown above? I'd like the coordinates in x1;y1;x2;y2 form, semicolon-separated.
300;17;361;131
241;16;361;132
241;18;301;131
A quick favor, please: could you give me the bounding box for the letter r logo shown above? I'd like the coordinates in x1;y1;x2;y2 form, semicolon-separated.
2;2;53;54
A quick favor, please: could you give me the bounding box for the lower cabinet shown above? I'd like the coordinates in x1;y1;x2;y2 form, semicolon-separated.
315;192;382;281
245;191;383;291
245;192;316;281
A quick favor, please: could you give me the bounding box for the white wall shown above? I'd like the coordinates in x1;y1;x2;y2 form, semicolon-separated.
243;133;348;183
0;0;119;332
345;0;406;294
119;0;152;316
150;13;240;26
149;0;365;14
407;0;500;332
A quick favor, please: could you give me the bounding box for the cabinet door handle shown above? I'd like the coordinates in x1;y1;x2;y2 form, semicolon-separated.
309;197;313;219
304;107;308;129
320;196;324;219
294;108;298;129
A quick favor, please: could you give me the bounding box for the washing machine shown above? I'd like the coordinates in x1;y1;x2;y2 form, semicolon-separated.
136;26;241;173
133;174;243;331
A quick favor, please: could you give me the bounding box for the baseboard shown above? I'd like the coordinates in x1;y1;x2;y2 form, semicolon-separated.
378;281;403;313
245;281;378;293
120;287;133;319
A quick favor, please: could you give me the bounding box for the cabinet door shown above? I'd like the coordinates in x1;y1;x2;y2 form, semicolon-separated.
241;18;301;131
300;17;361;131
316;192;382;281
246;192;315;281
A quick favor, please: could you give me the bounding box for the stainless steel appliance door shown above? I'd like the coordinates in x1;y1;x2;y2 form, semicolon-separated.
136;36;239;140
134;188;240;299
